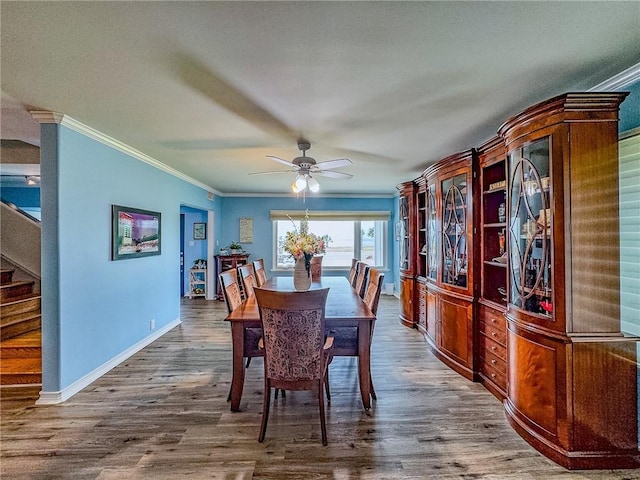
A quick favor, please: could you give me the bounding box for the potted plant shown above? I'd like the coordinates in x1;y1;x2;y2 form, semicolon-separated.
228;241;243;255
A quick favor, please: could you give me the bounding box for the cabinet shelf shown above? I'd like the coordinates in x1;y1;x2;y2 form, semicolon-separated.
484;222;507;228
189;268;207;299
484;260;507;268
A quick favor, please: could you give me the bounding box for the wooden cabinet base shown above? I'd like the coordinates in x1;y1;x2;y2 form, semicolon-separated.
506;323;639;470
505;401;640;470
399;275;415;328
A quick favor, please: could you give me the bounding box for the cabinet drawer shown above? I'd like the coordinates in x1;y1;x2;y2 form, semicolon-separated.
482;306;506;329
480;345;506;372
479;357;506;389
478;333;507;362
479;319;506;346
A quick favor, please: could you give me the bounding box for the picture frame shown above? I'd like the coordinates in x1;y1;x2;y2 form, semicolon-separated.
111;205;161;260
193;222;206;240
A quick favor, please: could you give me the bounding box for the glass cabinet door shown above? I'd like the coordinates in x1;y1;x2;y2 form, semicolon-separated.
441;173;468;287
399;195;409;271
427;184;438;281
508;137;552;317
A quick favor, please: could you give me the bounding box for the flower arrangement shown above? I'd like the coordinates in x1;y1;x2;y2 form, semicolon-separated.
282;210;330;272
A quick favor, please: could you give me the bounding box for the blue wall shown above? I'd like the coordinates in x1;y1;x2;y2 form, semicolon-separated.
619;79;640;134
40;123;216;392
219;195;396;280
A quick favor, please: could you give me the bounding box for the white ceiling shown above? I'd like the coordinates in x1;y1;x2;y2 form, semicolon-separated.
1;2;639;195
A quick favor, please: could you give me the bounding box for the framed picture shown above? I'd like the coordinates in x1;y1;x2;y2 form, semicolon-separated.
112;205;161;260
239;217;253;243
193;222;206;240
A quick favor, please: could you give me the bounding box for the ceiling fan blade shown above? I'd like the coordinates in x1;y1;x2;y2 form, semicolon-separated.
316;170;353;180
314;158;352;170
266;155;295;167
249;169;297;176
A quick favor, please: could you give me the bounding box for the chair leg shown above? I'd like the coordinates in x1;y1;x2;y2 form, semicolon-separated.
245;357;252;368
318;380;328;446
274;388;286;399
324;368;331;404
258;381;271;443
369;367;377;401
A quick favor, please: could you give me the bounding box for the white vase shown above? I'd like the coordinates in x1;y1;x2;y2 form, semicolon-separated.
293;256;312;291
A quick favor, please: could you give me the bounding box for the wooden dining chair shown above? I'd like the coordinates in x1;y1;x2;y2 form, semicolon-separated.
253;259;267;287
219;269;261;372
354;262;369;298
218;270;243;314
238;264;257;298
347;258;358;287
362;268;384;400
254;287;334;445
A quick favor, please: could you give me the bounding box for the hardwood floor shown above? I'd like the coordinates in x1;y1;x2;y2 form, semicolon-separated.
2;294;639;479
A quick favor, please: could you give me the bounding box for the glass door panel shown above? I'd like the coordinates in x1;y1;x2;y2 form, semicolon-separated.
441;173;468;287
427;184;438;281
508;137;553;317
399;196;409;271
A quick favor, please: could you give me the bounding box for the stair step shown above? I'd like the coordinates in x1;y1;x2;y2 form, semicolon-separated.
0;384;41;403
0;281;35;302
1;295;41;317
1;309;41;326
0;315;41;341
0;357;42;385
1;269;15;285
1;331;41;359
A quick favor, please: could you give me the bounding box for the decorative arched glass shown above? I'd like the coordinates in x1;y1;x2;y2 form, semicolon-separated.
508;137;553;317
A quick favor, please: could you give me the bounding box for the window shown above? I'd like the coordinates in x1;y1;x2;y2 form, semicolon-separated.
619;131;640;337
271;210;389;270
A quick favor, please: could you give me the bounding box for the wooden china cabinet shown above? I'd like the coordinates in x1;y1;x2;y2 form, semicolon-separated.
498;92;638;469
474;136;508;399
214;253;250;301
399;91;637;470
397;181;415;327
422;150;476;380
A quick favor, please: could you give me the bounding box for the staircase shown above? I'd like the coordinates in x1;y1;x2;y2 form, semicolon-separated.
1;269;42;386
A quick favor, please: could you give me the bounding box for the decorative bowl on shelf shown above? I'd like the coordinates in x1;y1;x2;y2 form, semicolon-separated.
492;252;508;263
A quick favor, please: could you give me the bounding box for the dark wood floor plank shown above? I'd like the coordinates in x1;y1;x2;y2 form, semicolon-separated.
1;295;638;479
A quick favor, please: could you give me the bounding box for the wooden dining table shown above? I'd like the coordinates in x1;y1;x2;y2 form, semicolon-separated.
224;276;376;412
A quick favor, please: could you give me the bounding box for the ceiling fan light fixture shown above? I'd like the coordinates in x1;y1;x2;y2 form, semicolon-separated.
307;176;320;193
295;174;307;191
291;180;301;193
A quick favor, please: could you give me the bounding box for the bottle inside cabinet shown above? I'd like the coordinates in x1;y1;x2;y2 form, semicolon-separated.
508;136;552;317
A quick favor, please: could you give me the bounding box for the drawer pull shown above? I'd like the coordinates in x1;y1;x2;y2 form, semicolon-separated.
491;318;496;324
491;332;497;337
491;373;497;378
491;346;497;351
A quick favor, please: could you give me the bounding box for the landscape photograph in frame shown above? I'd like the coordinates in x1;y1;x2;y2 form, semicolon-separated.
112;205;161;260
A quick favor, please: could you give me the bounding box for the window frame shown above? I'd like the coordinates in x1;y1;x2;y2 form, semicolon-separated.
271;210;390;272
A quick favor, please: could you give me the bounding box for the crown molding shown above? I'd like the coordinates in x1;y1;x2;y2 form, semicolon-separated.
28;111;221;197
219;191;395;198
589;62;640;91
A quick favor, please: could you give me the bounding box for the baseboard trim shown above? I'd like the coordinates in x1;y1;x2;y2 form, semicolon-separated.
36;318;181;405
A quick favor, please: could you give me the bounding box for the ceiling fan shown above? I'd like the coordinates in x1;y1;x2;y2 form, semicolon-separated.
250;139;353;193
